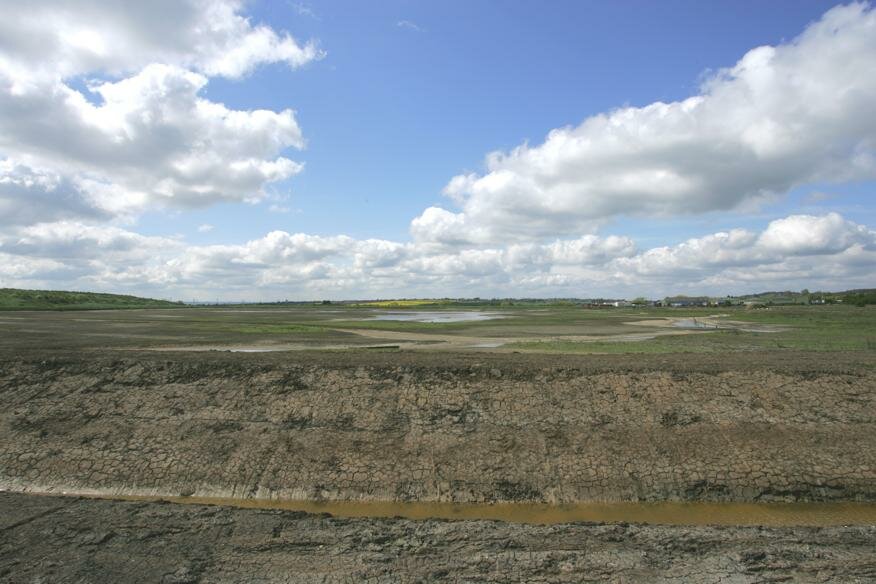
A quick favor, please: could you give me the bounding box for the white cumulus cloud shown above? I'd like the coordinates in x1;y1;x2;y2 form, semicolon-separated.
414;3;876;243
0;0;322;83
1;214;871;300
612;213;876;287
0;1;316;226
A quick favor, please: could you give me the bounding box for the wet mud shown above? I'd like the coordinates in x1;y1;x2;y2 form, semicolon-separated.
2;492;875;583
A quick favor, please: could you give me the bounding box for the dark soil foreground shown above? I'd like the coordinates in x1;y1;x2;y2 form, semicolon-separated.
1;492;874;584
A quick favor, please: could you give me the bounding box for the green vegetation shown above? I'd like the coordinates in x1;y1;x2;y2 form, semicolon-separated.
321;319;475;332
0;288;183;311
732;288;876;306
348;299;450;308
224;298;589;309
509;305;876;354
508;339;684;354
231;324;325;334
1;287;873;355
841;290;876;306
209;303;876;352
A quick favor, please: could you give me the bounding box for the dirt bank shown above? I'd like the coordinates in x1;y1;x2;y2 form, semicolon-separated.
1;351;873;503
1;492;874;583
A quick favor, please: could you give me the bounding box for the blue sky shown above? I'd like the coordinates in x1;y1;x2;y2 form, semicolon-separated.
146;0;856;243
0;1;874;300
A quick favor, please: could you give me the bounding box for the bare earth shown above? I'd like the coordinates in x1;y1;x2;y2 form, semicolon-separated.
1;340;874;581
2;351;874;503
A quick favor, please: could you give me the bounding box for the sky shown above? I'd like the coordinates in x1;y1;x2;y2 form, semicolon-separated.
0;0;874;301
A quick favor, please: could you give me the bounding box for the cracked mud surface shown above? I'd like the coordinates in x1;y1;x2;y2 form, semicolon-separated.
1;351;874;503
1;348;874;582
2;492;875;583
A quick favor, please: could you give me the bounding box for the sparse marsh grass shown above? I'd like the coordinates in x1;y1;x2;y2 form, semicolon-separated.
230;324;326;334
349;299;451;308
321;319;480;332
509;305;876;353
0;302;872;354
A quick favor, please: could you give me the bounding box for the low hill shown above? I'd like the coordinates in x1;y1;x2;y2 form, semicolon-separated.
0;288;183;311
734;288;876;306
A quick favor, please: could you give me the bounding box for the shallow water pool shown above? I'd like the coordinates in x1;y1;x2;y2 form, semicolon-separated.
369;311;505;323
99;494;876;527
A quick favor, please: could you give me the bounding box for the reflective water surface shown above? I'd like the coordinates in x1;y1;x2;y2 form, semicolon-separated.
673;318;719;329
108;495;876;526
369;311;505;323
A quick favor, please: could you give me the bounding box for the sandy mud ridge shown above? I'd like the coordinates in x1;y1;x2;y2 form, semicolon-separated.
1;350;874;504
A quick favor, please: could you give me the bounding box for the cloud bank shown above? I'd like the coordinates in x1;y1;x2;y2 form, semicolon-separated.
1;213;872;299
0;1;873;299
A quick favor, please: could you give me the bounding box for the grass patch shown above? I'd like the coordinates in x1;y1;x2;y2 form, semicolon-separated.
324;319;475;332
230;324;326;334
508;339;687;354
349;299;452;308
508;307;876;354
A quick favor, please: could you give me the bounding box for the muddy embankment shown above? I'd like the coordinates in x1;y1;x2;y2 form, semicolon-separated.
2;492;875;584
1;351;874;504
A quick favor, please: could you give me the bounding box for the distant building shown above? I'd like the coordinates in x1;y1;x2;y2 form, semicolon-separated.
766;296;800;305
579;299;632;308
663;296;710;307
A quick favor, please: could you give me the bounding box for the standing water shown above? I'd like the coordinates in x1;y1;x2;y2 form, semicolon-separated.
92;494;876;527
369;311;505;323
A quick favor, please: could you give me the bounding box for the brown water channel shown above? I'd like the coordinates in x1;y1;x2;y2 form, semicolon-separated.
93;495;876;527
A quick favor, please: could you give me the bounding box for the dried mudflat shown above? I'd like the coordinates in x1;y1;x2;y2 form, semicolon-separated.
3;350;874;504
1;346;875;581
